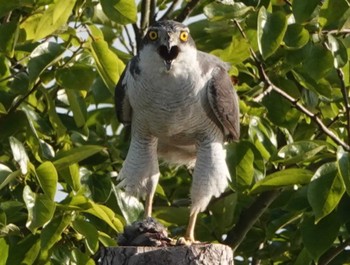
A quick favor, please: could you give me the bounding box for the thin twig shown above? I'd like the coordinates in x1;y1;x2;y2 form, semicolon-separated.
119;36;133;55
160;0;181;20
283;0;292;7
7;81;42;115
233;20;350;151
337;68;350;146
150;0;157;24
175;0;201;22
132;23;142;53
322;29;350;35
223;190;281;252
0;73;17;83
124;25;136;55
319;238;350;265
141;0;151;35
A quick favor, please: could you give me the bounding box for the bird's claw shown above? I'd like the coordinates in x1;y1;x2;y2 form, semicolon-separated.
176;237;200;245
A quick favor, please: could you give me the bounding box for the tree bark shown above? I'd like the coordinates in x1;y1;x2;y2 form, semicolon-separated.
99;243;234;265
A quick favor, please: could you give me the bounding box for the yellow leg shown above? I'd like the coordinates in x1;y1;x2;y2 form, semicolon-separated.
185;211;198;242
144;192;154;218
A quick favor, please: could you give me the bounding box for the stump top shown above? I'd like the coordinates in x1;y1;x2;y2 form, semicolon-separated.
100;243;234;265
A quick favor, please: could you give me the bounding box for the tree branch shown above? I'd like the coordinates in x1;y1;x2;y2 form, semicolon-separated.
124;25;136;55
260;70;350;151
150;0;156;24
141;0;151;35
322;29;350;35
160;0;181;21
132;23;142;53
175;0;201;22
7;81;42;115
233;20;350;152
319;238;350;265
223;190;281;252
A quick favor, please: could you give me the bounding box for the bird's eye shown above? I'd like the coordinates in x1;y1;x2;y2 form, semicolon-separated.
148;30;158;40
179;31;189;42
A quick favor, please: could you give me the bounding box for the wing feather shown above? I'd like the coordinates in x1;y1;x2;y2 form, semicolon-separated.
207;66;240;141
115;64;132;125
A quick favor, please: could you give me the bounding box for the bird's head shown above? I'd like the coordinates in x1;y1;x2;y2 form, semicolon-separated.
139;20;197;72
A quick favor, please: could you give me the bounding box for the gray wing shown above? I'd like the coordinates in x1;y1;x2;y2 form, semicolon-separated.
115;63;132;125
199;52;240;141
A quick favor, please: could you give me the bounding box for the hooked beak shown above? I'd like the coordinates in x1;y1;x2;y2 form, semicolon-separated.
158;43;180;70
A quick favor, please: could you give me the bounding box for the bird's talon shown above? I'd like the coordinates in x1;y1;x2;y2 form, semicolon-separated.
176;237;200;245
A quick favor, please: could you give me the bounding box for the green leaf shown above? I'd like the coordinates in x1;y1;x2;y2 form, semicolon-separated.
327;34;348;68
23;185;56;233
88;36;125;92
300;44;334;81
35;161;58;200
0;200;26;225
208;192;237;234
283;24;309;49
82;172;112;203
52;145;105;170
248;116;277;160
153;207;189;227
39;214;73;262
6;234;41;265
0;164;15;190
59;194;92;211
337;147;350;196
98;231;117;247
91;76;113;104
39;87;67;138
65;89;87;128
275;141;327;165
100;0;137;24
72;218;99;254
70;248;95;265
301;213;340;261
20;0;76;41
0;0;35;17
204;2;254;21
9;136;29;175
319;0;350;30
257;7;288;59
84;201;123;232
59;163;81;192
211;36;251;65
292;0;319;23
0;102;6;114
308;162;345;223
113;187;143;224
27;42;65;87
0;238;9;265
56;65;96;90
250;168;313;194
227;141;264;190
294;248;312;265
0;21;19;57
22;236;41;264
262;80;300;128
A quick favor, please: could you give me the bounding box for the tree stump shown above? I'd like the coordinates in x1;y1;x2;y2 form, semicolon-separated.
99;243;234;265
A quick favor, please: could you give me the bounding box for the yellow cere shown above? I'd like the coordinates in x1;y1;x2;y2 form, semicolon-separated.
179;31;188;42
148;30;158;40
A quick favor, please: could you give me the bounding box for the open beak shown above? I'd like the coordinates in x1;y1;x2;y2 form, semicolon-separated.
158;43;180;70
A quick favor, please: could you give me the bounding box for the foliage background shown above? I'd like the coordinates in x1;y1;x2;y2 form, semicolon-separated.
1;0;350;264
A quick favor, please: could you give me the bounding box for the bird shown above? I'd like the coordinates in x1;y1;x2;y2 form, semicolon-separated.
115;20;240;243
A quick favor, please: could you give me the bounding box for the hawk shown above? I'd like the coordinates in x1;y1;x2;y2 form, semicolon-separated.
115;20;240;242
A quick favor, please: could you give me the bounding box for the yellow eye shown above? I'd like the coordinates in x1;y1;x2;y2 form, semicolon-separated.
179;31;189;42
148;30;158;40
